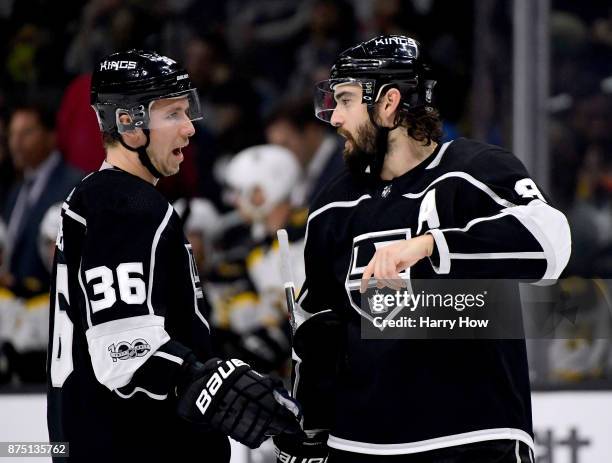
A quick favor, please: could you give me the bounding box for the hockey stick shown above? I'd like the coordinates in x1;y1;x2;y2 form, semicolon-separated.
277;229;297;334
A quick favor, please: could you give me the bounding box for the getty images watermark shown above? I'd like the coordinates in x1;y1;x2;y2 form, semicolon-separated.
355;279;612;340
369;289;488;330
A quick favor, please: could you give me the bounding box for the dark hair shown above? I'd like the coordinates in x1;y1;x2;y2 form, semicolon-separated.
10;104;56;131
102;131;118;149
396;107;443;146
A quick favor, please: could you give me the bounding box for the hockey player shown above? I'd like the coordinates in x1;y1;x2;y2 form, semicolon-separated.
0;219;5;268
0;217;21;384
172;197;225;274
47;50;302;462
274;35;572;462
3;204;62;383
218;145;306;373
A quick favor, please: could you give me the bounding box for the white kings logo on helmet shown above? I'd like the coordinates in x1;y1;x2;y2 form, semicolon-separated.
374;36;417;47
374;37;418;57
99;60;137;71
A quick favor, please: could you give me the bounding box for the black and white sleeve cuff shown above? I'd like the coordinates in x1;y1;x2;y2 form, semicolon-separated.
425;229;451;274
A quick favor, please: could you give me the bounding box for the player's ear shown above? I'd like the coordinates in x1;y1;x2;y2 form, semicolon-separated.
118;113;132;126
117;113;145;147
380;88;401;128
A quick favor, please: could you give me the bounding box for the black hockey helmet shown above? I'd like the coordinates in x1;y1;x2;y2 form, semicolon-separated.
314;35;436;122
91;49;202;134
90;49;202;178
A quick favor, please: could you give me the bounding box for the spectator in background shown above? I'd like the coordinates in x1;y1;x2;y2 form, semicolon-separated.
4;0;82;96
286;0;357;97
225;0;310;91
0;113;16;209
593;7;612;48
1;207;51;384
571;92;612;202
0;219;6;272
11;204;63;383
56;74;106;173
1;105;82;297
555;90;612;276
173;197;224;276
368;0;408;36
0;204;61;385
549;10;612;209
550;11;589;98
64;0;147;75
0;216;21;384
185;33;263;156
265;98;344;207
182;33;264;207
214;144;304;374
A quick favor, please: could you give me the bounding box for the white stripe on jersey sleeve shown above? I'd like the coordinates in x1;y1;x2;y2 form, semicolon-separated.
403;171;516;208
426;228;450;274
450;252;544;259
327;427;535;455
78;260;93;328
305;195;371;246
147;204;174;315
153;351;184;365
62;202;87;226
426;199;570;280
85;314;170;390
501;200;571;280
114;387;167;400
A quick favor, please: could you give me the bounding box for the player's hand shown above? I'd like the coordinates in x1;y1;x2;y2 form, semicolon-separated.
360;235;434;293
177;357;304;448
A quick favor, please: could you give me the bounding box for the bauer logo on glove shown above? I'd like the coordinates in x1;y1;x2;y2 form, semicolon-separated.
195;358;249;414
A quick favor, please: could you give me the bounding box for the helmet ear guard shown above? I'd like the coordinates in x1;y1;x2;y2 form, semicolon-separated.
115;105;148;134
92;103;148;133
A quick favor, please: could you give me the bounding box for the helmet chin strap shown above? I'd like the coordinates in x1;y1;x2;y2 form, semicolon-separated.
116;129;163;179
365;105;394;180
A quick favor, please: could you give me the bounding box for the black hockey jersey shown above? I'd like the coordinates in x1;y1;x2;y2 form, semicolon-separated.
47;166;229;461
294;138;571;456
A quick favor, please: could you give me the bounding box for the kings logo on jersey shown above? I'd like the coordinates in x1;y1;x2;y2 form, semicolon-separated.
344;228;413;329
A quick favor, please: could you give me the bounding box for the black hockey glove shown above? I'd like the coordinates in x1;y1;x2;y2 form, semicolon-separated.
274;431;329;463
177;357;304;448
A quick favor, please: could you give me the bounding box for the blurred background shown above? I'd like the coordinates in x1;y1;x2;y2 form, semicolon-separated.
0;0;612;461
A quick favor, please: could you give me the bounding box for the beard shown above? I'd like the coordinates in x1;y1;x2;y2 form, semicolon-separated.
338;117;388;181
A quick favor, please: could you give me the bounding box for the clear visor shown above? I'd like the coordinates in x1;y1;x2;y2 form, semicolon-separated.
313;78;375;123
116;88;202;133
